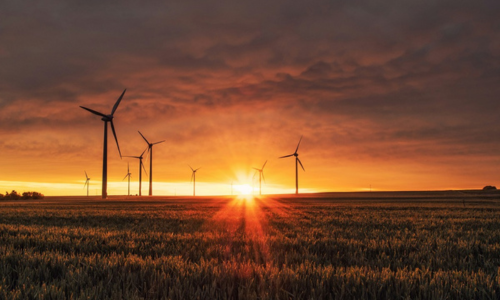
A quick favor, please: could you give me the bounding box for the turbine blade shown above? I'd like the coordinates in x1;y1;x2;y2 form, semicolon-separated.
85;170;88;178
295;135;303;154
253;168;260;171
110;120;122;158
262;160;267;170
279;154;294;158
122;174;128;181
138;131;150;144
143;146;150;162
195;167;201;171
153;140;165;145
262;172;266;183
111;89;126;115
188;165;194;171
297;157;305;171
123;156;140;159
141;161;148;176
190;172;194;182
140;148;147;157
80;106;107;118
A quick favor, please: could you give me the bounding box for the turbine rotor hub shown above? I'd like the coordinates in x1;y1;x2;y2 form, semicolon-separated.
101;115;113;122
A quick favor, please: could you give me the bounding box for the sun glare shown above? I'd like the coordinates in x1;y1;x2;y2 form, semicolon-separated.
234;184;253;195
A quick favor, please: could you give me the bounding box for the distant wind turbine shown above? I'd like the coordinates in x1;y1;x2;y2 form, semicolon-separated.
84;171;90;197
138;131;165;196
279;136;305;195
189;166;200;196
253;160;267;195
80;89;126;199
124;148;148;196
123;162;131;196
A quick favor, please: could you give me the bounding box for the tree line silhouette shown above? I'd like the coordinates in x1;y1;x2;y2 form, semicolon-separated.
0;190;44;200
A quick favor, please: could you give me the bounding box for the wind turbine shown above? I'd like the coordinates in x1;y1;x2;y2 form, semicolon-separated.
253;160;267;196
84;171;90;197
123;162;131;196
80;89;126;199
138;131;165;196
279;136;305;195
123;148;148;196
189;166;200;196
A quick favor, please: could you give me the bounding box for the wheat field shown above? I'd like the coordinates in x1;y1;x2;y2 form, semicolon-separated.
1;191;499;299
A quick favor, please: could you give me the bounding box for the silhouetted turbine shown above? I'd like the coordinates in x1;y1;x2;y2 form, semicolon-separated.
124;148;148;196
253;160;267;195
84;171;90;197
138;131;165;196
80;89;125;199
189;166;200;196
279;136;305;195
123;162;132;196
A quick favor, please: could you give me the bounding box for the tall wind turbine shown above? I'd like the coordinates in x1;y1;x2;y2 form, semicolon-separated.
253;160;267;196
80;89;126;199
84;171;90;197
279;136;305;195
123;162;131;196
189;166;200;196
138;131;165;196
124;148;148;196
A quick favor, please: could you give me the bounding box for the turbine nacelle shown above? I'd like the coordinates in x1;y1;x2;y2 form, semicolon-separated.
101;115;113;122
189;165;200;173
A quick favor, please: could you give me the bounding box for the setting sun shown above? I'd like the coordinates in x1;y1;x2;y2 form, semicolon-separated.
234;184;253;195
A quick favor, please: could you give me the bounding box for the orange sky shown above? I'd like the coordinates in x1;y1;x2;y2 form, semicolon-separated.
0;1;499;196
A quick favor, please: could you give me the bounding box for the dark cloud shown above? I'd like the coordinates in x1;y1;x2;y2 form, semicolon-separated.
0;0;499;189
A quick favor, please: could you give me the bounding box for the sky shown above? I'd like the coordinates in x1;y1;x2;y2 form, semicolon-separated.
0;0;499;196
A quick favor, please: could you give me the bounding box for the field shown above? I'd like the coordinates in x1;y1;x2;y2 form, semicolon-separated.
1;191;500;299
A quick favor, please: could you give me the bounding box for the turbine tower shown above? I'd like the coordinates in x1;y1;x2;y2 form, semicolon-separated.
124;148;148;196
80;89;125;199
138;131;165;196
123;162;131;196
279;136;305;195
84;171;90;197
253;160;267;196
189;166;200;196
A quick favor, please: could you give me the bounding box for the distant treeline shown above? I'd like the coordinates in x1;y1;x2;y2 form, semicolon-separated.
0;190;44;200
483;185;497;190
